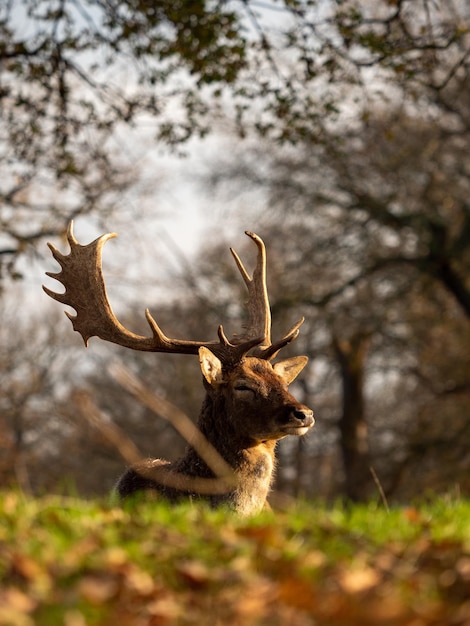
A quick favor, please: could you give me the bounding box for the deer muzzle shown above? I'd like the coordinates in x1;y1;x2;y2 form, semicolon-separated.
283;406;314;435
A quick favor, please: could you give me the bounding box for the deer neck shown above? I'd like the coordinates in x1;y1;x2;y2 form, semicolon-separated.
196;392;276;461
175;393;277;513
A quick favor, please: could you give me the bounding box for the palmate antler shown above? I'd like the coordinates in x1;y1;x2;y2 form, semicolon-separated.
43;222;303;364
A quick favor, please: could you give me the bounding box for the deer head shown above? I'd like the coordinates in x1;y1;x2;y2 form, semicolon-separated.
199;351;312;442
43;223;314;513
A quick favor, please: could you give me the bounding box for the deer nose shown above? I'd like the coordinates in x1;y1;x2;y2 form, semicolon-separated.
292;408;314;427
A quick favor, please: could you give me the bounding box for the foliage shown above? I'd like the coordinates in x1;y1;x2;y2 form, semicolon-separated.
2;0;469;277
1;492;469;625
0;0;247;277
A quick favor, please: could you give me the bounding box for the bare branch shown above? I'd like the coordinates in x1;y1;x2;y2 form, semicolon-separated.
109;362;237;487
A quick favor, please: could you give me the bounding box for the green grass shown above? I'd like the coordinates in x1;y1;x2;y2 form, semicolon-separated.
0;492;469;625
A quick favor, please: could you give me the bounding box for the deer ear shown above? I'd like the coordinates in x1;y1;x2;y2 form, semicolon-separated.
273;356;308;385
199;347;224;386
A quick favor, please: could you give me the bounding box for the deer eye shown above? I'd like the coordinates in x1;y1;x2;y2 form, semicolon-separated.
234;384;255;393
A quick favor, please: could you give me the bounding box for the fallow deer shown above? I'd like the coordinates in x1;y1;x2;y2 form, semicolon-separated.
43;224;314;515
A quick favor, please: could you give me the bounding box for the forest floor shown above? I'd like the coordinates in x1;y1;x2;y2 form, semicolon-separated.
0;492;469;625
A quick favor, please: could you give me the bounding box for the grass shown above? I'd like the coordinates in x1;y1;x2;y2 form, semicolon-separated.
0;492;469;625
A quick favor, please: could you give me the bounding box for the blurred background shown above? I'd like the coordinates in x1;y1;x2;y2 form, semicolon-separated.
1;0;469;502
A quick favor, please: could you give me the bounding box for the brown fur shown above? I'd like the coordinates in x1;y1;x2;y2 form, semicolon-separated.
117;354;314;515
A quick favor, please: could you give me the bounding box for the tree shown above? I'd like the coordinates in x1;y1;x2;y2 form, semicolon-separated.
0;0;248;278
0;300;74;491
2;0;469;500
2;0;468;278
201;0;470;496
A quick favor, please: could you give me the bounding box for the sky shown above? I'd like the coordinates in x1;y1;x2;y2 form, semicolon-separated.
12;129;265;329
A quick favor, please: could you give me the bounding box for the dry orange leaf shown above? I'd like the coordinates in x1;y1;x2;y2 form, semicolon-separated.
338;566;381;594
147;595;181;620
237;525;281;546
78;575;118;604
0;587;37;613
278;576;316;611
125;567;155;595
176;560;211;588
11;553;45;582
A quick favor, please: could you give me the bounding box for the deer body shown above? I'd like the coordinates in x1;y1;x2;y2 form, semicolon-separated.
117;354;313;514
44;225;314;514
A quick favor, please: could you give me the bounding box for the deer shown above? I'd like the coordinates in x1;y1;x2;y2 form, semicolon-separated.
43;223;314;515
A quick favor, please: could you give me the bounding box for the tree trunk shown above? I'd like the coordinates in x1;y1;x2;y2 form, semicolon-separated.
333;334;373;501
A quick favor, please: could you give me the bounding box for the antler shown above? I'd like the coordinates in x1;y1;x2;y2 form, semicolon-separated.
43;223;302;363
43;222;262;364
230;231;304;360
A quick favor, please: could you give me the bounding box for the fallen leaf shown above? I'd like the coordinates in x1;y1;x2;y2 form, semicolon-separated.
0;607;35;626
10;553;51;595
0;588;36;626
302;549;327;570
456;556;470;581
102;546;129;569
176;560;211;588
78;575;118;604
0;587;37;613
403;507;423;523
126;567;155;595
234;577;277;618
11;553;45;581
237;525;281;547
338;566;381;594
278;576;317;611
64;609;87;626
147;595;181;621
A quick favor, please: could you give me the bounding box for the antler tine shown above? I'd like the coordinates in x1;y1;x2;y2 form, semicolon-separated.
231;232;305;361
230;231;271;352
258;317;305;361
214;325;265;365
